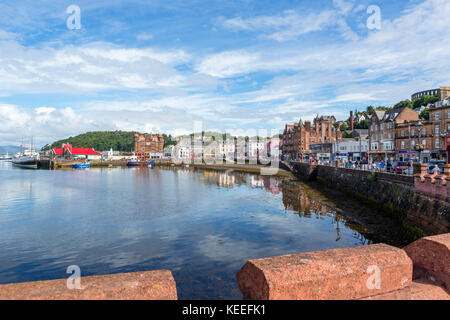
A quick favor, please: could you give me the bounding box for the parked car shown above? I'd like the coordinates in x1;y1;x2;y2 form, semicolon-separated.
427;161;445;174
392;161;412;174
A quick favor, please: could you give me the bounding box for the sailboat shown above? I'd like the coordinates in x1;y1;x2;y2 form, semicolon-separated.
12;138;40;169
0;152;12;160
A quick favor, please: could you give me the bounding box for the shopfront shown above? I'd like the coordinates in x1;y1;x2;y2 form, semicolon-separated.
447;133;450;164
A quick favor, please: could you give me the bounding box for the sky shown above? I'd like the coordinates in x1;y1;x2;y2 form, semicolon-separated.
0;0;449;147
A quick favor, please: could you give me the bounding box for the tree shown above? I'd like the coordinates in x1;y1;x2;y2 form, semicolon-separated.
393;100;413;109
355;119;370;129
413;94;439;109
419;108;430;120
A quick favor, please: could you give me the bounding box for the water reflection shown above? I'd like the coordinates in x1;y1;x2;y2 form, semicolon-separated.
0;164;387;299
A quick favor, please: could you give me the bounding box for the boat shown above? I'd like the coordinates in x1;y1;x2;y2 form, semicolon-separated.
72;163;90;169
12;137;40;169
0;152;12;160
127;161;150;167
12;149;40;169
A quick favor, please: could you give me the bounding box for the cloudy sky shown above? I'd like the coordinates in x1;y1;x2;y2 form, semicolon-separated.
0;0;449;147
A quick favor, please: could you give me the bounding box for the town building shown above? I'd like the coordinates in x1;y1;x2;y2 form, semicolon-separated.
134;134;164;160
411;86;450;101
101;149;136;161
248;139;266;159
395;120;434;162
333;138;369;162
368;107;419;162
429;103;450;161
51;144;102;160
281;123;303;160
163;145;175;158
281;116;341;161
265;138;280;159
220;139;236;160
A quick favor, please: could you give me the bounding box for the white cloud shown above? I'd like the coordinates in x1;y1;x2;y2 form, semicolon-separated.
0;41;192;95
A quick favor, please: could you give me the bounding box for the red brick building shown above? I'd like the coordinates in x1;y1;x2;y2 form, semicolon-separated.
134;134;164;160
281;115;342;161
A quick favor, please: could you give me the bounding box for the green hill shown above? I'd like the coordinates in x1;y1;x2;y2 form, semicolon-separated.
41;131;176;152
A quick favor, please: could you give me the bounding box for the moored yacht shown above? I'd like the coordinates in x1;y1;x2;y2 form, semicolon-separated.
12;149;40;169
0;152;12;160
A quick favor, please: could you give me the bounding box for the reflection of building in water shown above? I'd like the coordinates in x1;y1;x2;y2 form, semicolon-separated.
218;172;235;187
200;170;237;188
249;175;265;188
281;180;331;217
195;169;282;193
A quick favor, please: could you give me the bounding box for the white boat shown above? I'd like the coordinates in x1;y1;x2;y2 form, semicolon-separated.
12;149;40;169
0;152;12;160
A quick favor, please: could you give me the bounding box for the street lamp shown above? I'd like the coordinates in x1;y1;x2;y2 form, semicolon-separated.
414;121;424;164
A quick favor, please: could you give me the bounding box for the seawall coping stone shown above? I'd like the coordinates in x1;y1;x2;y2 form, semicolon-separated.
236;244;412;300
404;233;450;293
0;270;178;300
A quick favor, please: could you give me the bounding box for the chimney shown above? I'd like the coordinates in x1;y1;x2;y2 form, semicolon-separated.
350;111;354;131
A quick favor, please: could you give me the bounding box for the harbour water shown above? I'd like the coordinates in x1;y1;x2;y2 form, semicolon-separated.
0;161;405;299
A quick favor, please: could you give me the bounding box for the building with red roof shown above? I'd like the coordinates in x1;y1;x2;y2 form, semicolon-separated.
51;144;102;160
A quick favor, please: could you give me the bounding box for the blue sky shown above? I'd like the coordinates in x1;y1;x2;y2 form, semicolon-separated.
0;0;449;146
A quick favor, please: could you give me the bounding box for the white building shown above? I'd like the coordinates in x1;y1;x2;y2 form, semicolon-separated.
102;148;136;160
333;138;369;161
220;140;235;160
164;146;175;158
248;140;266;158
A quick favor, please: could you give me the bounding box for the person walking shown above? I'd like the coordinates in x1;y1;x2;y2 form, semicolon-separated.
380;160;386;172
386;160;392;173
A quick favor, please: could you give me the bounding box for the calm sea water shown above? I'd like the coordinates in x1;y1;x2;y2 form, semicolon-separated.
0;161;382;299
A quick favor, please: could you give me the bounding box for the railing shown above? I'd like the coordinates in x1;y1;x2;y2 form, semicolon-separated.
284;159;415;175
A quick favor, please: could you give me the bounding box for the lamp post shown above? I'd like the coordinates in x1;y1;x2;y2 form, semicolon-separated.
408;123;411;162
414;121;424;164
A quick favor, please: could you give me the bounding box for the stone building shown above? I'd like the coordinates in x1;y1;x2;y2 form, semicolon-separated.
281;116;341;161
134;134;164;160
368;107;419;162
429;104;450;161
395;120;434;162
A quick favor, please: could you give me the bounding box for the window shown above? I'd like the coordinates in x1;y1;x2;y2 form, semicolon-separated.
411;128;414;136
435;112;440;120
422;140;426;147
422;127;426;135
388;132;391;139
435;125;440;134
401;130;405;136
401;141;405;149
448;110;450;118
448;123;450;131
435;139;439;149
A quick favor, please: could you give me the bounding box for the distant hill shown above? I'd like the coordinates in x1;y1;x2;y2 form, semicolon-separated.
41;131;176;152
0;145;23;155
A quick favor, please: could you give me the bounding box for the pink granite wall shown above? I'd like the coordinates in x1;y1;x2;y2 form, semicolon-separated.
237;234;450;300
0;270;177;300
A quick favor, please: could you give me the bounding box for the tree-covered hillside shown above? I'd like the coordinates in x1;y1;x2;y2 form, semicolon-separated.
41;131;176;152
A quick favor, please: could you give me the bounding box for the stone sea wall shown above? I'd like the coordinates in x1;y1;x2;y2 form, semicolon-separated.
289;162;450;236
